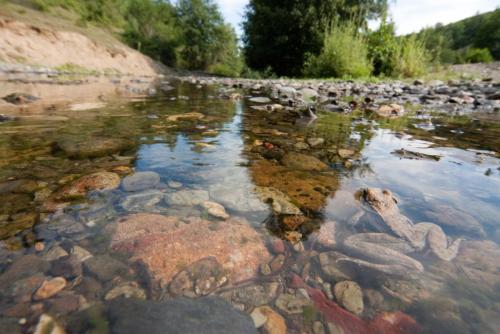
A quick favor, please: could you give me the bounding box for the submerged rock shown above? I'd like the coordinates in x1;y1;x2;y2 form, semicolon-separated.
200;201;229;219
121;171;161;192
54;172;120;200
424;205;485;236
34;314;65;334
251;306;286;334
34;277;66;300
3;93;39;105
107;297;257;334
165;189;209;206
249;97;272;104
254;186;301;215
209;183;268;213
334;281;364;315
107;214;271;287
166;112;204;122
120;190;165;212
281;152;329;171
376;104;405;117
55;137;133;159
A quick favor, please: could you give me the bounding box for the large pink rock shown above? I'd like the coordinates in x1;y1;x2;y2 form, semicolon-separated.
107;214;271;286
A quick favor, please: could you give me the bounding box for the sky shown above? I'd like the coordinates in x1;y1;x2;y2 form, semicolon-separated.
215;0;500;37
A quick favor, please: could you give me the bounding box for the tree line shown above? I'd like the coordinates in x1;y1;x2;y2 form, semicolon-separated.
22;1;500;78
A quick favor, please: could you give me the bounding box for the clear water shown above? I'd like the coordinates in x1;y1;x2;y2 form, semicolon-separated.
0;80;499;333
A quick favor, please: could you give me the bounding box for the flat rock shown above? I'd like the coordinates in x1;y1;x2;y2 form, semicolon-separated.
281;152;328;171
166;112;204;122
165;190;209;206
34;277;66;300
424;205;485;236
54;172;121;200
254;186;301;215
107;297;257;334
209;183;268;213
55;137;133;158
219;282;280;311
120;190;164;212
122;172;161;192
275;292;312;314
249;97;272;104
200;201;230;219
107;214;271;286
83;255;127;282
105;282;146;301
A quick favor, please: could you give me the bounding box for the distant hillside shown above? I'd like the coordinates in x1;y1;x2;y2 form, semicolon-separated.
418;9;500;64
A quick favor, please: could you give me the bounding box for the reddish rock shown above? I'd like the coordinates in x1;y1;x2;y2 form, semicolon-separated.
271;239;285;254
289;275;420;334
54;172;120;200
281;215;308;230
314;221;337;248
107;214;271;286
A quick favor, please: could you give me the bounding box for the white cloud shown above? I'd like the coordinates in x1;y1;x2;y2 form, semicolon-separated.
390;0;500;34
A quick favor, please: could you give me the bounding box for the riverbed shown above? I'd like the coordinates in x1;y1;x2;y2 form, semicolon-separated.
0;76;499;334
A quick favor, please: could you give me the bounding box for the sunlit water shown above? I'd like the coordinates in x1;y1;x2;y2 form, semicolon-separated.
0;81;499;333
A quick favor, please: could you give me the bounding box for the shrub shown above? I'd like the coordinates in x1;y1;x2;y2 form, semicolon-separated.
303;21;372;78
391;35;428;78
367;20;399;76
464;48;494;63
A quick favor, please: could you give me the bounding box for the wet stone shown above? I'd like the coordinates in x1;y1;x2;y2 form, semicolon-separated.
33;277;66;300
35;214;86;241
251;306;287;334
219;283;280;311
107;297;257;334
275;292;312;315
270;254;285;272
55;137;133;159
200;201;229;219
34;314;65;334
281;152;328;171
120;190;165;212
50;255;82;279
122;171;161;192
105;282;147;301
169;257;227;297
83;255;127;282
334;281;364;315
165;189;209;206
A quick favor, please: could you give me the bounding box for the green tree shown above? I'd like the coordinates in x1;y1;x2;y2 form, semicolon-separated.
243;0;388;77
176;0;241;74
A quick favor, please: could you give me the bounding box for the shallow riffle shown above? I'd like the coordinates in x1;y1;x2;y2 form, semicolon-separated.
0;78;499;334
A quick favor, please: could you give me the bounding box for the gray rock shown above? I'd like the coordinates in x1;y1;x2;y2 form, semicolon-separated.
50;255;82;279
165;190;209;206
108;297;257;334
122;172;161;192
120;190;165;212
307;137;325;147
35;214;86;241
209;184;268;213
334;281;364;315
219;283;280;311
275;292;311;314
83;255;127;282
249;97;272;104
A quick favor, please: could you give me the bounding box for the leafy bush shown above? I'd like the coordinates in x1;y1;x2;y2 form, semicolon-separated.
464;48;494;63
391;35;428;78
303;21;373;78
367;19;399;76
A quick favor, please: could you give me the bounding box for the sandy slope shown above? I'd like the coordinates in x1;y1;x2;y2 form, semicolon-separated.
0;11;164;76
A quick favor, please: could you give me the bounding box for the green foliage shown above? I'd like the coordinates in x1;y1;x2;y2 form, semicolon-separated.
418;9;500;63
303;21;372;78
243;0;388;77
391;34;428;77
367;19;399;76
464;48;493;64
14;0;242;75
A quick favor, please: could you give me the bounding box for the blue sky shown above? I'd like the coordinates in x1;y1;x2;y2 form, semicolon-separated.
215;0;500;37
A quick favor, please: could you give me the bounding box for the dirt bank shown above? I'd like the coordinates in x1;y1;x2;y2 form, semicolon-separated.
0;11;164;76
